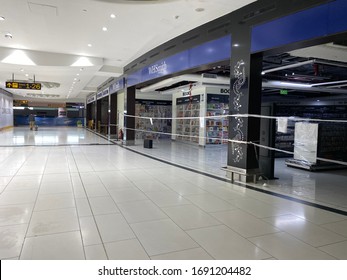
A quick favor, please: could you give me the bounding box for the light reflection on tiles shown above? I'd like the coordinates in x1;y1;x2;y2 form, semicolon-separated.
0;127;346;260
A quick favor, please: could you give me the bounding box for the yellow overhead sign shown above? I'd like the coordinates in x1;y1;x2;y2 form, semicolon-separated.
6;82;41;90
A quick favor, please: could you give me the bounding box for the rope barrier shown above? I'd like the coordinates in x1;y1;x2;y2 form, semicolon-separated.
119;112;347;124
111;111;347;168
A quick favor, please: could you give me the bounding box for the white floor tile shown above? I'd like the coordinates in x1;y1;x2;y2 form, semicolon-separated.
84;184;110;197
27;208;79;236
0;176;12;187
0;189;38;206
211;209;280;238
117;200;167;224
104;239;150;260
0;224;28;259
321;220;347;238
151;248;213;260
0;204;34;227
231;197;290;218
187;225;271;260
79;216;102;246
72;183;87;199
164;180;207;195
94;213;135;243
6;175;41;191
184;193;235;213
162;204;221;230
109;188;148;203
319;241;347;259
89;196;120;215
84;244;108;260
131;219;199;256
34;193;75;211
41;173;71;184
263;214;346;247
75;198;92;217
288;204;346;225
133;180;171;193
20;231;85;260
39;182;73;195
145;191;191;207
249;232;336;260
1;128;347;260
207;186;249;200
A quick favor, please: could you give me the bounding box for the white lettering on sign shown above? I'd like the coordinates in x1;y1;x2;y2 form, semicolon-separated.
148;61;167;75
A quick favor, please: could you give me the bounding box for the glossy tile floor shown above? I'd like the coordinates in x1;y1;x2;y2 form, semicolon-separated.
130;139;347;212
0;127;347;260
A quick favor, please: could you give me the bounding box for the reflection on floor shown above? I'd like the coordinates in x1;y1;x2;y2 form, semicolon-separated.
0;126;110;146
129;139;347;212
0;127;346;260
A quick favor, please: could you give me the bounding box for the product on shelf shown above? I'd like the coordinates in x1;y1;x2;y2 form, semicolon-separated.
205;94;229;145
135;100;172;140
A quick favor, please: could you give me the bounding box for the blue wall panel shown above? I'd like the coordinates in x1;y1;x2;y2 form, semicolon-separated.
128;35;231;87
251;0;347;53
189;36;231;68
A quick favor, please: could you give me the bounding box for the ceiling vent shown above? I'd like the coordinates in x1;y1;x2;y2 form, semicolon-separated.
202;73;218;79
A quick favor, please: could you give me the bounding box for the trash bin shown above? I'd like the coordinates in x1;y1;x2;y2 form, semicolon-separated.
144;139;153;148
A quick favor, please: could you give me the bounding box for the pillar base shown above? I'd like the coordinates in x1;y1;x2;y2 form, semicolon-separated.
124;140;135;146
225;166;261;183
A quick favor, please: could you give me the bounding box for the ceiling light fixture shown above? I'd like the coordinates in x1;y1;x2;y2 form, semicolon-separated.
110;14;116;18
195;8;205;12
87;44;92;47
102;27;107;31
4;32;13;39
2;50;36;65
0;16;5;21
71;57;93;67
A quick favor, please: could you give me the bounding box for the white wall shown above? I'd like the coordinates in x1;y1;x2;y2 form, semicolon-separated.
0;91;13;130
136;91;172;101
117;91;125;130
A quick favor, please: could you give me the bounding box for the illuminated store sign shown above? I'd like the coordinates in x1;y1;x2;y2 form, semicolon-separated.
6;81;41;90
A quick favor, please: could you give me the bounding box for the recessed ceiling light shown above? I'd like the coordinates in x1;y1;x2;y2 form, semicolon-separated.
102;27;107;31
110;14;116;19
76;73;80;76
25;74;29;77
80;68;84;71
4;32;13;39
0;16;5;21
87;43;92;47
20;68;24;72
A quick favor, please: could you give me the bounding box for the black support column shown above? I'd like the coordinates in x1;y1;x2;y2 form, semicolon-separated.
227;26;263;182
110;93;118;136
125;86;136;145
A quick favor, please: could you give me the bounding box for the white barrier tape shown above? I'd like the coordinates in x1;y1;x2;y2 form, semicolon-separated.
121;126;347;167
122;127;226;142
229;139;347;167
120;112;347;124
